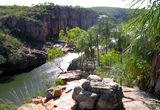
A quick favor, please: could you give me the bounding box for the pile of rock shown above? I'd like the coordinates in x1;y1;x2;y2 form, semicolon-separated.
72;75;124;110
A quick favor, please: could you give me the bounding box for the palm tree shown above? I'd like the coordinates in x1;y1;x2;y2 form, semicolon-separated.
126;0;160;91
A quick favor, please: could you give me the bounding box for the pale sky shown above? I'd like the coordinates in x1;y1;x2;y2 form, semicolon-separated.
0;0;135;8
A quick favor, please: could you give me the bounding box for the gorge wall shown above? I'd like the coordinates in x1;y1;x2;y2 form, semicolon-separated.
1;6;98;42
0;5;98;76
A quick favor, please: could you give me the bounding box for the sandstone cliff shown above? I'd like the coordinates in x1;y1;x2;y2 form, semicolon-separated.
1;6;98;42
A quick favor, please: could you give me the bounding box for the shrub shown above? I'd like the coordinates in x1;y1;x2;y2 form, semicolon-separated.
124;56;150;89
0;100;17;110
55;78;64;86
94;63;135;87
100;50;120;66
0;30;22;47
47;47;64;61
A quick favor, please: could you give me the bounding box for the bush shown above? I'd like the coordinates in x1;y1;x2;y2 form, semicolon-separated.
0;100;17;110
0;30;22;47
55;78;64;86
124;56;150;89
94;63;135;87
100;50;120;66
47;47;64;61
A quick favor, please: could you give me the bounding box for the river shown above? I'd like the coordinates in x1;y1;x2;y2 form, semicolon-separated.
0;52;80;105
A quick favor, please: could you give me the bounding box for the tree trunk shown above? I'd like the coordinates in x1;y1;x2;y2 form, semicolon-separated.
150;52;160;92
96;34;100;66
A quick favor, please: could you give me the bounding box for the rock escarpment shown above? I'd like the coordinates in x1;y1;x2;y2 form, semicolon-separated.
1;6;98;42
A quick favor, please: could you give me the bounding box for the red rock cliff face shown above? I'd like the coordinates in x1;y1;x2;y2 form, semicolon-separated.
2;6;98;42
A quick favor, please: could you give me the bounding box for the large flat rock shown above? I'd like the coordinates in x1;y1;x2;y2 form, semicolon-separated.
122;86;159;110
124;101;150;110
58;70;87;83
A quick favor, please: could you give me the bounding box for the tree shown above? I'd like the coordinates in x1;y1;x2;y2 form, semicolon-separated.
59;27;87;46
55;58;65;73
124;0;160;91
97;17;112;52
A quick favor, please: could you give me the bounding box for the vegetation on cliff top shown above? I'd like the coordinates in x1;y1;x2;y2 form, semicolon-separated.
0;27;22;65
0;28;22;47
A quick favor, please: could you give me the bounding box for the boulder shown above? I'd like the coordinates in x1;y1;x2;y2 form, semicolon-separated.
102;78;114;83
87;75;102;82
77;91;98;110
54;87;62;97
82;80;122;95
45;88;54;100
58;70;87;83
67;57;95;73
73;77;124;110
96;93;123;110
67;58;81;71
45;87;62;101
72;86;82;101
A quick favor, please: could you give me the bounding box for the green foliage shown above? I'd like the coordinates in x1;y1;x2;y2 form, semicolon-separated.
0;100;17;110
94;49;150;88
47;47;64;61
0;29;23;64
8;52;22;64
91;2;156;90
0;55;7;64
59;27;94;58
55;78;64;86
90;7;134;23
59;30;67;42
0;6;30;16
94;61;135;87
125;56;150;78
0;3;53;16
75;31;89;52
122;56;150;89
59;27;88;47
126;0;160;42
94;50;134;87
0;30;22;47
100;51;120;66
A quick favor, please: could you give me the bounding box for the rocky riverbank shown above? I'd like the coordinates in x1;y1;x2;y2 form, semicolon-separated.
0;40;77;77
17;69;160;110
0;46;47;76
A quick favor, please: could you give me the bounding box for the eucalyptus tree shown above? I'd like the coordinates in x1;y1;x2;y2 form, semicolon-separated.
96;16;113;53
